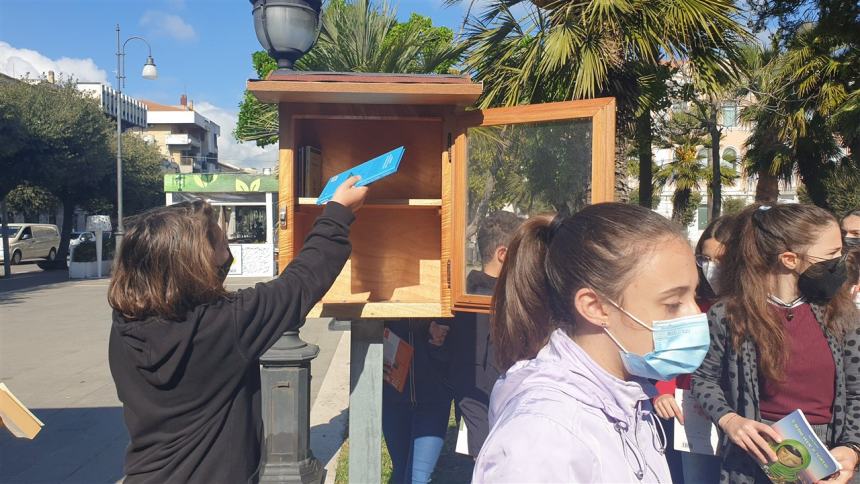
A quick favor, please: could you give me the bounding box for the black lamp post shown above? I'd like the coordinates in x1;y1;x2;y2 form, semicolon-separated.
251;2;324;482
250;0;322;73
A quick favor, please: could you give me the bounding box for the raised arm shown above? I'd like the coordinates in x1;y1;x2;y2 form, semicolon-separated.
232;176;368;359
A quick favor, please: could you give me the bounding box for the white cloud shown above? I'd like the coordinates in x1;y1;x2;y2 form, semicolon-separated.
0;41;108;83
195;101;278;170
140;11;197;42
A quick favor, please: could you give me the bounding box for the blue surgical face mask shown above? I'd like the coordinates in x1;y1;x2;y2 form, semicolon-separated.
602;302;710;381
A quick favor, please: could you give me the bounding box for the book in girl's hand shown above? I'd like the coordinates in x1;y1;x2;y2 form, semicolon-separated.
382;327;413;393
316;146;405;205
762;409;841;484
674;388;720;455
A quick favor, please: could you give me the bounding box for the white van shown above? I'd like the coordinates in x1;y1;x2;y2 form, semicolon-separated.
0;224;61;264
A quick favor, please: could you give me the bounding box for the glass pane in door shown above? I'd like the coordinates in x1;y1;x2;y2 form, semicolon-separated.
463;119;593;295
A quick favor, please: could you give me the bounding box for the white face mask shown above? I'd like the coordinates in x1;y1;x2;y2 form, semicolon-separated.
701;260;721;296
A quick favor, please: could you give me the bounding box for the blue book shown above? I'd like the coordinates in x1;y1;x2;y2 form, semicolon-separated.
316;146;405;205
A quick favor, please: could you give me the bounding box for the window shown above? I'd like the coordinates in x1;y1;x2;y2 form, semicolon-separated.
1;226;21;238
464;120;592;289
722;103;738;128
20;227;32;240
218;206;267;244
452;98;616;312
698;205;709;230
697;148;710;165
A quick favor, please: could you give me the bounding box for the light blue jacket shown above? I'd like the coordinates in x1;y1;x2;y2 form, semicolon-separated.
473;329;672;483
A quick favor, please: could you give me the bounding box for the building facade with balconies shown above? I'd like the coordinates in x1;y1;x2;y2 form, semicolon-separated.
139;96;220;173
76;82;148;129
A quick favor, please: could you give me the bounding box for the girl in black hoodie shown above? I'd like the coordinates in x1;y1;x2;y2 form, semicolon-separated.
108;177;367;484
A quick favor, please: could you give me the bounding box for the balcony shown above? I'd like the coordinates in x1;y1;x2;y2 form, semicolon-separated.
165;134;201;147
178;156;202;174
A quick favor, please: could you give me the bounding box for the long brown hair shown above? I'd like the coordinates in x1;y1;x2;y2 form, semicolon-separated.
719;203;854;381
491;202;686;371
109;199;227;321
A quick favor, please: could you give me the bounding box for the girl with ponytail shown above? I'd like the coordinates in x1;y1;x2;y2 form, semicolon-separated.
692;203;860;483
473;203;709;483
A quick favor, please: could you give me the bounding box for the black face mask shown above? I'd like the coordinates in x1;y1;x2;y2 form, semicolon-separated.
217;248;234;283
797;256;847;303
844;237;860;250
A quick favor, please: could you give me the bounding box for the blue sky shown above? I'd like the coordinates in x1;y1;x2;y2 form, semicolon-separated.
0;0;474;167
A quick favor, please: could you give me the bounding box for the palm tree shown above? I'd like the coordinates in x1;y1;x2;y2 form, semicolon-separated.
656;109;739;223
656;143;708;223
235;0;462;145
446;0;750;207
736;42;786;203
741;25;853;207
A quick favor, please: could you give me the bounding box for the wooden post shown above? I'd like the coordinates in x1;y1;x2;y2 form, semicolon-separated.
348;319;385;483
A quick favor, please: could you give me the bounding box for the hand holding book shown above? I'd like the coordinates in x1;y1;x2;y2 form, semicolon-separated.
824;446;857;484
719;412;781;465
330;175;369;212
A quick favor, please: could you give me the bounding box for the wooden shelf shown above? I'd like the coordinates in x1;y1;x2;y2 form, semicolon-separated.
298;198;442;209
308;302;449;319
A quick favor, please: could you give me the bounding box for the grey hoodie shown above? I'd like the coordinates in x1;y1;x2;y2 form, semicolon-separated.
473;329;672;483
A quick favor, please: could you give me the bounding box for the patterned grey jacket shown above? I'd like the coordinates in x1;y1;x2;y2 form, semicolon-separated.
691;301;860;483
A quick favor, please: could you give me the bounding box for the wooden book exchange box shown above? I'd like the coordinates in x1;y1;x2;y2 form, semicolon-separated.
248;72;616;319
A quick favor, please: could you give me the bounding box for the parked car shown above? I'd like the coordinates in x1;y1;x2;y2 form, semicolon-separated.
69;231;96;247
67;231;113;264
0;223;61;265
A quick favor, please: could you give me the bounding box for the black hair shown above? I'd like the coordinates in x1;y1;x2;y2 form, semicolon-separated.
477;211;522;264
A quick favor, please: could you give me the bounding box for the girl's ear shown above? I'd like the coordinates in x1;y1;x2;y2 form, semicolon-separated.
778;251;800;271
574;287;611;329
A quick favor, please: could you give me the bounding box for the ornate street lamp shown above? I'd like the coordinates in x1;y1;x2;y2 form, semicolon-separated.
250;0;322;73
115;24;158;251
250;3;325;482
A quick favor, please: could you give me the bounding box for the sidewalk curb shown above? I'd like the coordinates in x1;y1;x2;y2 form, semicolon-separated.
310;330;351;484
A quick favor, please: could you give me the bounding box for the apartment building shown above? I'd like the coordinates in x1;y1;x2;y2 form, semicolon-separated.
139;95;221;174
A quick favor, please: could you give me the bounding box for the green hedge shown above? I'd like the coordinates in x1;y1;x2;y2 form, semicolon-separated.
71;238;115;262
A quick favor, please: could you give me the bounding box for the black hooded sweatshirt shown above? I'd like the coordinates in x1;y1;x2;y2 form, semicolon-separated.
108;202;354;484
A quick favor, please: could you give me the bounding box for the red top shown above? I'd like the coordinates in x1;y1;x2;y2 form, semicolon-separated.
759;303;836;425
655;299;713;396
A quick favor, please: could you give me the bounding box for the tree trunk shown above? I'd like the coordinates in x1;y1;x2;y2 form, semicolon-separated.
635;113;653;209
671;189;690;224
709;109;722;219
615;131;630;203
754;171;780;203
55;199;76;267
795;138;830;209
1;199;11;278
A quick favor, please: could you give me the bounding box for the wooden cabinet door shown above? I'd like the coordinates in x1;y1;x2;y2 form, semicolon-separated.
451;98;616;313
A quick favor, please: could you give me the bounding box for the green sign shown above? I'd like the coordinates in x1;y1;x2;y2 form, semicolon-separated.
164;173;279;193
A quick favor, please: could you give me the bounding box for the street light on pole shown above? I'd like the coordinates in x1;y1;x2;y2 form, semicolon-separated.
115;24;157;250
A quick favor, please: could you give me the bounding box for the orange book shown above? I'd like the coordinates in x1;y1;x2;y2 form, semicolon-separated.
0;383;44;439
383;328;414;393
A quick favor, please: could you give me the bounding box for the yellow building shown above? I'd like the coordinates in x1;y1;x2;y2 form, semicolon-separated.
139;96;220;174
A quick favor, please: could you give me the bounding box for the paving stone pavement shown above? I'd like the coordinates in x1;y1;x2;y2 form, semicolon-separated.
0;271;342;483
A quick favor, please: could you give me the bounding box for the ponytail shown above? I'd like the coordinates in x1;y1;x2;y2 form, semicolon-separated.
492;216;556;371
491;203;685;371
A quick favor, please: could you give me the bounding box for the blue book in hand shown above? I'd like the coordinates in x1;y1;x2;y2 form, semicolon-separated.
316;146;405;205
